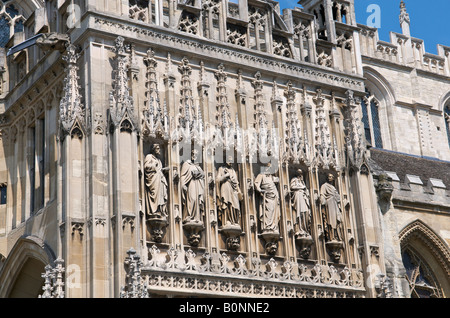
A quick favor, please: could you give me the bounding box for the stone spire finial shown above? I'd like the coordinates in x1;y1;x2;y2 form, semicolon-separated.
399;0;410;36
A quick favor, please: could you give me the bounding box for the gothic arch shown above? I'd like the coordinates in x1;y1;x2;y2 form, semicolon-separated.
399;219;450;297
0;235;56;298
438;90;450;112
363;67;396;105
441;92;450;148
362;66;397;150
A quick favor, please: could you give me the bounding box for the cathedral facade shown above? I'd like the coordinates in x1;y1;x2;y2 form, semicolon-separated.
0;0;448;298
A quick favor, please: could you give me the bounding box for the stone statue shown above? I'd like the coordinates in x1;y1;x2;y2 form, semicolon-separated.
216;155;243;228
290;169;311;238
36;33;70;53
144;144;168;219
254;164;280;234
320;173;344;242
181;149;205;224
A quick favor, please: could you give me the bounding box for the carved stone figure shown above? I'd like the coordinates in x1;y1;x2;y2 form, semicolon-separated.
320;173;344;243
217;156;243;228
181;149;205;225
255;165;280;234
144;144;168;219
290;170;311;238
36;33;70;53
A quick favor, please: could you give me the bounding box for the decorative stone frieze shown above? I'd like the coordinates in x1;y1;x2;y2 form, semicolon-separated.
133;245;365;298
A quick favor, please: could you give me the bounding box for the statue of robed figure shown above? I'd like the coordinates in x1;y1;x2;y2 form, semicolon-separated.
144;144;169;219
216;156;243;228
181;149;205;225
290;170;311;238
144;144;169;242
255;165;280;234
320;173;344;243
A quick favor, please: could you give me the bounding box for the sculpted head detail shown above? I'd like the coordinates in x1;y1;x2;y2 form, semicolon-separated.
327;173;335;184
191;149;199;162
151;144;161;156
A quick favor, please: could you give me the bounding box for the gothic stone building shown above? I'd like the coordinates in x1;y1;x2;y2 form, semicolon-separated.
0;0;448;298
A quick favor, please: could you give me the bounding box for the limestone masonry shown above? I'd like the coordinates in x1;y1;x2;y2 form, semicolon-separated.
0;0;448;298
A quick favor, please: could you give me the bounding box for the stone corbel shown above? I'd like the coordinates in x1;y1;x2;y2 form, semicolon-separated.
183;220;205;247
326;240;344;263
260;231;281;256
376;173;394;214
71;220;84;239
295;235;314;259
147;215;169;243
122;213;136;231
219;224;243;251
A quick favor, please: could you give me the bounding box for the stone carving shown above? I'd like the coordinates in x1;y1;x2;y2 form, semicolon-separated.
178;11;199;35
36;33;70;53
144;144;169;242
39;258;65;298
320;173;344;262
255;165;280;233
129;0;148;22
120;248;149;298
181;149;206;246
59;44;85;140
217;155;243;250
94;18;364;92
344;90;365;169
109;36;135;130
255;164;281;254
178;57;203;143
290;169;313;258
291;170;311;237
273;35;292;58
144;144;169;219
376;173;394;214
313;89;334;169
142;245;365;297
399;0;410;25
217;156;242;228
142;49;169;139
227;25;246;47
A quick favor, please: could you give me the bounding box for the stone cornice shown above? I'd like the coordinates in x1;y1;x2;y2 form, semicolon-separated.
88;12;365;93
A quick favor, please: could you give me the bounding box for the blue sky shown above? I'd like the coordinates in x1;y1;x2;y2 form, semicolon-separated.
278;0;450;54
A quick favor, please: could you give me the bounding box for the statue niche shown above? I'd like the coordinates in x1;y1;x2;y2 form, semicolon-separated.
181;148;206;247
254;162;281;255
290;168;313;259
319;173;345;262
144;144;169;243
216;154;244;251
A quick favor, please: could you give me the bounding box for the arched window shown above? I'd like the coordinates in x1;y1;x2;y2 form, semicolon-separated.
402;247;443;298
0;1;25;48
445;105;450;148
361;89;383;148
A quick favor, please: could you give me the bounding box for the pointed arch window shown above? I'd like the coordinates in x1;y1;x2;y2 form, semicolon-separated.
402;247;443;298
0;1;25;48
361;89;383;148
444;105;450;148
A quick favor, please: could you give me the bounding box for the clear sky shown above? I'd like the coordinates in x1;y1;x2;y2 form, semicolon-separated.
278;0;450;54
